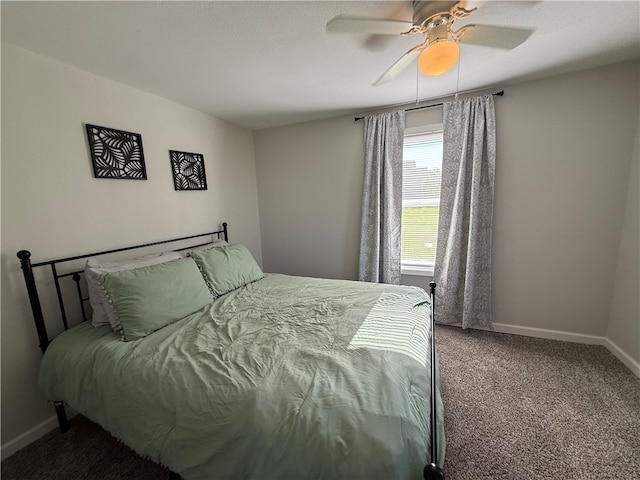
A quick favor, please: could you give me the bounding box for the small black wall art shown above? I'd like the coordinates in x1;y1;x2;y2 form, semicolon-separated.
169;150;208;191
85;124;147;179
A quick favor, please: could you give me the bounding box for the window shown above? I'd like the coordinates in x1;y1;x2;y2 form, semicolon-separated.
401;125;443;276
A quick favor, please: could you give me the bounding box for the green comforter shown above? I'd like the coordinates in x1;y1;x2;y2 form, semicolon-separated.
39;274;445;479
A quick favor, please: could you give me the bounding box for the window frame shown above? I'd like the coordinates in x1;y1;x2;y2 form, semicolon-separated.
400;123;444;277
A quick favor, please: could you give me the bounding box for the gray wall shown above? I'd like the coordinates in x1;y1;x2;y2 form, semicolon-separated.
254;60;639;358
1;44;262;451
254;116;364;280
491;61;637;338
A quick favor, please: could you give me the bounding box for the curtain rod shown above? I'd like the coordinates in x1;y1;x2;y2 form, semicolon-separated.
354;90;504;122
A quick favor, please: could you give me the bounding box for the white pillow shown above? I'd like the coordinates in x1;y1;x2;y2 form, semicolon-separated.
85;251;182;328
186;239;228;253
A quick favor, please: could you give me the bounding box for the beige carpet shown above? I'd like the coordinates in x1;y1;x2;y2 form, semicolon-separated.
3;325;639;479
437;325;640;479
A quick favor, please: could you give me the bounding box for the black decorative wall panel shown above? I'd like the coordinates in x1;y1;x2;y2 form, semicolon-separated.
86;124;147;180
169;150;207;191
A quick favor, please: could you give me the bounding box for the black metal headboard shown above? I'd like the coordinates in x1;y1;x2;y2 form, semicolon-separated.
17;222;228;355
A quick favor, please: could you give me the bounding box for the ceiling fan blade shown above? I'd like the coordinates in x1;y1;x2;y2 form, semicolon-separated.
373;45;423;86
456;24;534;49
326;15;415;35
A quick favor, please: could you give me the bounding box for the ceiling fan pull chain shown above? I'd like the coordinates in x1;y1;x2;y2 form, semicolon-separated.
455;52;461;99
416;62;420;105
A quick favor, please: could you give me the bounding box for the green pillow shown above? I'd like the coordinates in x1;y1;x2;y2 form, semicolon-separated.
188;244;263;297
100;257;213;341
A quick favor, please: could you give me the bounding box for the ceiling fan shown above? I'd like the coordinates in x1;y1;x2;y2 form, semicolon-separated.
326;1;534;86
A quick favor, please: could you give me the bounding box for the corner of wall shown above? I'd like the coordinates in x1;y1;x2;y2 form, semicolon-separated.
605;103;640;365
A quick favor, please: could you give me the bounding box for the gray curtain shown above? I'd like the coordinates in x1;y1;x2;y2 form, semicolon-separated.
358;110;405;284
434;94;496;329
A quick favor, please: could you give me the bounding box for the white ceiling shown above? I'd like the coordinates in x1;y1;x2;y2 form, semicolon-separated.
2;1;639;130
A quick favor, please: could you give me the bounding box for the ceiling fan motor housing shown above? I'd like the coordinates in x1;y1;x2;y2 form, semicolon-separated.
413;0;470;25
427;21;451;44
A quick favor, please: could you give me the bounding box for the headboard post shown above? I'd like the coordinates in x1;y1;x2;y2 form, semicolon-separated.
17;250;50;355
222;222;228;242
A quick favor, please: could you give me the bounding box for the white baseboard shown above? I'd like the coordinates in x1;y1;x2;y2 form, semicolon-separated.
603;337;640;377
1;414;59;461
492;323;640;377
1;409;77;461
492;323;603;344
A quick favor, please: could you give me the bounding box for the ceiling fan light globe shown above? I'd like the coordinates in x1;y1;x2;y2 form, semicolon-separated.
418;40;460;76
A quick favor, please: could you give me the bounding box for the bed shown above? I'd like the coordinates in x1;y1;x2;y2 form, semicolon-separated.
17;223;446;480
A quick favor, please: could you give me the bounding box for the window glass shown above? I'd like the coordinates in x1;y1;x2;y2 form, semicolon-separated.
401;128;443;271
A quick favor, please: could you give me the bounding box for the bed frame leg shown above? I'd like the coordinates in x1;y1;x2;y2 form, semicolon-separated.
55;403;70;433
424;462;445;480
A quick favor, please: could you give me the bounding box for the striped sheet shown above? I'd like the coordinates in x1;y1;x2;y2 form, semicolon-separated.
348;290;432;367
